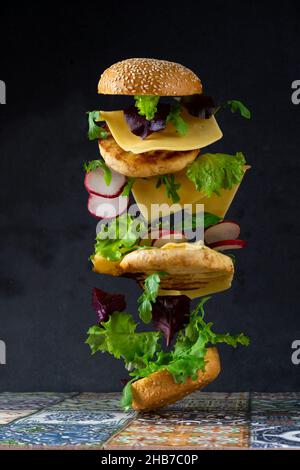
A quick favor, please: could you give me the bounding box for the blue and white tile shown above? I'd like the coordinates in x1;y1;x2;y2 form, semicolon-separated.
16;409;134;425
0;410;134;447
251;412;300;448
0;392;76;410
0;410;37;425
0;423;111;447
49;392;122;411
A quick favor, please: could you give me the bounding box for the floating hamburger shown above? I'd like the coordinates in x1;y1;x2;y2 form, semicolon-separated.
84;58;250;410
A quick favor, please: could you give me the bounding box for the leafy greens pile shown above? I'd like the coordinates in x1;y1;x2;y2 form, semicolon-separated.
91;212;224;264
123;95;251;140
93;214;146;262
86;292;249;410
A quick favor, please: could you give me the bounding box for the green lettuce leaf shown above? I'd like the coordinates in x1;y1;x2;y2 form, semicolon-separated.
134;95;160;120
93;214;146;262
86;311;161;371
166;102;189;135
87;111;108;141
186;152;246;197
137;272;167;324
83;159;112;186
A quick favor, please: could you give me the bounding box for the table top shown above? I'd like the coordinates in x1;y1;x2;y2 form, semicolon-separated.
0;392;299;449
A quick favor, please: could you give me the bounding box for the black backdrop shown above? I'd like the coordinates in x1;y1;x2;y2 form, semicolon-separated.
1;1;300;392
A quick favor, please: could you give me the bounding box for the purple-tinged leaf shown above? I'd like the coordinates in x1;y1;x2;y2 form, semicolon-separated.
92;287;126;323
124;104;170;139
152;295;191;346
182;94;216;119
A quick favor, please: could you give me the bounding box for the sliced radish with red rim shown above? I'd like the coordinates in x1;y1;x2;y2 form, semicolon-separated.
84;168;126;198
88;194;129;219
204;221;240;244
208;239;246;251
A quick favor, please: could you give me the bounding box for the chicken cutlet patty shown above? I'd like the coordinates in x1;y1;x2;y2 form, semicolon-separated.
98;133;199;177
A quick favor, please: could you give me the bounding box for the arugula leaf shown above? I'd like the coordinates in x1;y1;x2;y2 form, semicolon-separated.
134;95;160;121
226;100;251;119
156;174;181;203
138;272;167;324
121;177;136;196
93;214;146;261
83;159;112;186
186;152;246;198
87;111;108;141
166;102;189;135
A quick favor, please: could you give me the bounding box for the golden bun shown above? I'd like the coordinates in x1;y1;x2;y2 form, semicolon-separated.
131;347;220;411
120;243;234;291
98;58;202;96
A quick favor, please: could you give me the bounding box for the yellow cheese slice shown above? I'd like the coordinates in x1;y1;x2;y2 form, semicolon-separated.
99;110;222;154
92;254;123;276
132;167;249;221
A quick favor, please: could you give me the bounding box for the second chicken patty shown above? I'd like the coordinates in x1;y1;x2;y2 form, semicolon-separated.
98;133;199;177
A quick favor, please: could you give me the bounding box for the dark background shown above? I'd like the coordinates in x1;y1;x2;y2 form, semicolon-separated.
0;1;299;392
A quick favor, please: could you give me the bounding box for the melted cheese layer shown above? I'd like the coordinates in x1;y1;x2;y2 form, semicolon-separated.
99;110;222;154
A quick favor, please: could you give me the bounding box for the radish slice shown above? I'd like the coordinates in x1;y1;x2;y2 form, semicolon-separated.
87;194;129;219
84;168;126;198
149;229;187;248
204;221;240;244
208;239;246;251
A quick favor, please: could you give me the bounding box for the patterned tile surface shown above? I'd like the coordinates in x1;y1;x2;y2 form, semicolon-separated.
0;409;134;447
165;392;249;411
0;392;76;410
106;410;249;449
49;392;122;411
251;392;300;412
250;393;300;448
0;392;299;449
0;410;37;425
251;413;300;449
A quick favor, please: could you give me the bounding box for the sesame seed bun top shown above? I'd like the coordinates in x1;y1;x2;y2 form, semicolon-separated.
98;58;202;96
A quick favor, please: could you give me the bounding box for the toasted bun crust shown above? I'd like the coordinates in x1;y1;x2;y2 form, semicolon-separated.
120;244;234;291
99;134;199;177
131;347;220;411
98;58;202;96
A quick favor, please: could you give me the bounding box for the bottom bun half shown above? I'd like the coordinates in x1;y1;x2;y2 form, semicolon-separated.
131;347;220;411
